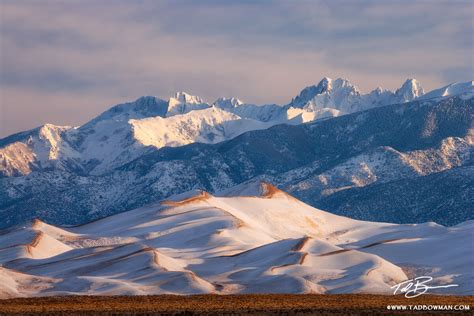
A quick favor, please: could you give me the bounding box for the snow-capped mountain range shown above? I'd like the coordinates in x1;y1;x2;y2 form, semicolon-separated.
0;78;473;229
1;183;472;297
2;77;471;177
288;77;424;111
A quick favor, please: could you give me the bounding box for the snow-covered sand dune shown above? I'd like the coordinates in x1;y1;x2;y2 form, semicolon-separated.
0;183;472;298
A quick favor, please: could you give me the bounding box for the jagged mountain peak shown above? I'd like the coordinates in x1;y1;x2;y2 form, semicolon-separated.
395;78;424;101
213;97;244;109
167;92;210;116
289;77;428;113
316;76;332;92
289;77;359;108
170;91;205;105
326;77;359;90
372;86;385;94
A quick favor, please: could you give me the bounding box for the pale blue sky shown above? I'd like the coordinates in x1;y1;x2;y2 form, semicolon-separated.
1;0;473;136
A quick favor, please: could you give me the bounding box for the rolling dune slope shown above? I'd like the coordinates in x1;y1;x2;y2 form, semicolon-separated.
0;183;472;298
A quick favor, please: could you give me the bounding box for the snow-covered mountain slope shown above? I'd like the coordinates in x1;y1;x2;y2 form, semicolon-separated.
0;96;287;177
1;78;471;178
130;107;270;148
1;95;472;229
0;124;82;177
284;135;472;198
420;81;474;100
0;97;271;176
0;183;471;298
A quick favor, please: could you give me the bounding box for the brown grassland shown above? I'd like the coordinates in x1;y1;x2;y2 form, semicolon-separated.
0;294;473;315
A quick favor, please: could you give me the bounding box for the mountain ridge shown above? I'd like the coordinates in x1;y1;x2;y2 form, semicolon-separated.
1;78;472;178
1;93;472;228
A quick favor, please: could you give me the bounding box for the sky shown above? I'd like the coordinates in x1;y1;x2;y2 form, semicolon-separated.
0;0;473;137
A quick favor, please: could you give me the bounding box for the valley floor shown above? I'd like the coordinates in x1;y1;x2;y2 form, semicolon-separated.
1;294;473;316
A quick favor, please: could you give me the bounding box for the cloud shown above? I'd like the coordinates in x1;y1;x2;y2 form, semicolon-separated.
0;0;472;137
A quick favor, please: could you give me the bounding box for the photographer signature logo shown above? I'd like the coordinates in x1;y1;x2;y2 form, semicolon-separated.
391;276;458;298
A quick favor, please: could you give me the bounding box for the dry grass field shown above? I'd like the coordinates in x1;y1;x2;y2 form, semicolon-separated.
0;294;473;315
